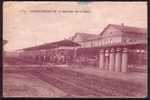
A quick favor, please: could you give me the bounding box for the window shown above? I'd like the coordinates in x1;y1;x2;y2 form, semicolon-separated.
92;40;94;47
98;40;101;46
141;50;145;53
123;39;126;43
136;49;140;52
93;40;95;47
95;40;98;47
82;42;85;47
86;42;90;47
107;40;109;44
110;39;112;44
84;42;86;47
104;40;106;45
101;40;103;45
90;41;92;47
129;39;136;42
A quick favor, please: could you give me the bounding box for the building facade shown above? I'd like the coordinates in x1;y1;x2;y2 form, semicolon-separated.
70;24;147;72
71;24;147;48
16;24;147;73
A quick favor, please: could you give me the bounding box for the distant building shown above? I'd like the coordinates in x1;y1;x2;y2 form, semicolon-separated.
71;24;147;48
69;33;99;48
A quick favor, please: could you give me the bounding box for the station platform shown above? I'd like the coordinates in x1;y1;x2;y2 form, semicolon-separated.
60;66;147;86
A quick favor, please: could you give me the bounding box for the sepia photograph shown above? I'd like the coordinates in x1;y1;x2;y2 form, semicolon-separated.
3;1;147;98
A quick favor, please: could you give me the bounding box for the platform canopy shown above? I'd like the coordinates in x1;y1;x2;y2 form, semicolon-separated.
76;41;147;56
21;39;80;51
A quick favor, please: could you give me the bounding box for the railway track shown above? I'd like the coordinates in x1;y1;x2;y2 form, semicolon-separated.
43;71;116;96
49;67;144;95
31;71;100;96
28;67;144;97
4;64;145;97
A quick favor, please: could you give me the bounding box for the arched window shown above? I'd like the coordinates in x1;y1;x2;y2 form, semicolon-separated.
110;39;112;44
101;40;104;45
136;49;140;53
141;50;145;53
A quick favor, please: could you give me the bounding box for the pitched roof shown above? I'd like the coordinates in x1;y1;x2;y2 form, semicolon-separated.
72;33;99;42
100;24;147;36
22;39;80;51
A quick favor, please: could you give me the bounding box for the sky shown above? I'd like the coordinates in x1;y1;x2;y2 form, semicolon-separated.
3;1;147;51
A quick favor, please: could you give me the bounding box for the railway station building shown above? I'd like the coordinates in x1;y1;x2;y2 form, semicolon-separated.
19;23;147;73
70;24;147;72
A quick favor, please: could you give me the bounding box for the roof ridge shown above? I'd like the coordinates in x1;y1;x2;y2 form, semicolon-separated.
110;24;146;30
76;32;98;35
